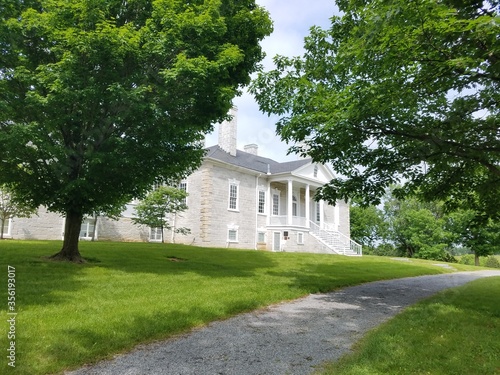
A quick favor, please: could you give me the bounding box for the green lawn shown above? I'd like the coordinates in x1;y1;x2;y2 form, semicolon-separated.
0;241;479;375
316;277;500;375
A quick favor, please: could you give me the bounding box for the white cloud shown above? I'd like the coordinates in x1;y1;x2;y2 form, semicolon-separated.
206;0;339;162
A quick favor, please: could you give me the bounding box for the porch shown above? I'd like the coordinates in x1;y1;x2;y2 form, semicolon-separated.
265;179;340;231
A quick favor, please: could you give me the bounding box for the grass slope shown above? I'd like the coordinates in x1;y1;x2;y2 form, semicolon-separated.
0;241;478;375
317;277;500;375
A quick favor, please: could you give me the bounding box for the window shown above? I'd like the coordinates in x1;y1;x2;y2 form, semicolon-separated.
257;231;266;243
297;232;304;245
258;190;266;214
272;193;280;215
1;218;11;238
316;201;321;222
150;227;162;241
228;180;239;211
152;181;163;191
179;181;187;205
79;218;95;240
292;195;298;216
313;165;319;178
227;225;239;242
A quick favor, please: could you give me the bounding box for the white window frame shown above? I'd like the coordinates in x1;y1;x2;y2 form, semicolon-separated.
1;218;12;238
297;232;304;245
228;179;240;211
292;194;298;217
257;231;266;243
272;192;280;216
149;227;162;242
227;224;239;243
179;180;188;205
79;218;96;240
258;190;266;214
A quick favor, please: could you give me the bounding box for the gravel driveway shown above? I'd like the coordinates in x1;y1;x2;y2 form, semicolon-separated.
68;270;500;375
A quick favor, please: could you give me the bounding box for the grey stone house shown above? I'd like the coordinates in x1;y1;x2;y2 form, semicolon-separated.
3;111;361;255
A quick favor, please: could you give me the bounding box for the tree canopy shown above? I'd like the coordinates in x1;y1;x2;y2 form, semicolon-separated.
0;0;272;261
251;0;499;219
351;187;500;262
132;185;189;243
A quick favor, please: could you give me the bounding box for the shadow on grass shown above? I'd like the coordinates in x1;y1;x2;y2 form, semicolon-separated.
0;241;282;308
266;260;446;293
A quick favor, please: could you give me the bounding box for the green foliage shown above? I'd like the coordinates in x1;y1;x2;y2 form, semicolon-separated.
0;240;460;375
0;0;272;258
484;255;500;269
349;204;388;249
132;186;189;242
251;0;500;220
363;243;399;257
459;254;475;265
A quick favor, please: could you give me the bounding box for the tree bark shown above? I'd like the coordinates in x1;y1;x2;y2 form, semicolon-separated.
50;210;85;263
474;253;480;267
0;218;4;239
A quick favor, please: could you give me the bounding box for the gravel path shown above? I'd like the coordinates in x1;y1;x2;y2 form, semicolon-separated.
68;270;500;375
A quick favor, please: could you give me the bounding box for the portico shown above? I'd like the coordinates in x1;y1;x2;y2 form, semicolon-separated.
265;176;339;232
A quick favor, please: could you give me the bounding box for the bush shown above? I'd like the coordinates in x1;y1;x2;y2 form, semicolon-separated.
459;254;476;265
415;245;457;263
365;243;400;257
484;256;500;268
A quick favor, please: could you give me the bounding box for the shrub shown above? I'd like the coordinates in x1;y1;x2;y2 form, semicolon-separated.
415;245;457;263
484;256;500;268
459;254;476;265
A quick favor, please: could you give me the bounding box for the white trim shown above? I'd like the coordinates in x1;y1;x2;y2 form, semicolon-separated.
271;189;280;216
1;218;12;238
272;231;281;252
228;179;240;211
297;231;304;245
149;227;162;242
179;180;188;205
227;224;239;243
258;190;266;214
79;217;97;241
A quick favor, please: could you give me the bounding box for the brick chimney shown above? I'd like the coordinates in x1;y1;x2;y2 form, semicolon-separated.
218;107;237;156
244;144;258;155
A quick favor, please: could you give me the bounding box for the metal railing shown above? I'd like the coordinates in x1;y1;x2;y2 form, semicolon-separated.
309;221;362;256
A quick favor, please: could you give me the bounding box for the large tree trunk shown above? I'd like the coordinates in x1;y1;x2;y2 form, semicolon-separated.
474;253;480;267
0;218;4;239
50;210;85;263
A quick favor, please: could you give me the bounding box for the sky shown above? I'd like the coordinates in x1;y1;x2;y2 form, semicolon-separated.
204;0;340;162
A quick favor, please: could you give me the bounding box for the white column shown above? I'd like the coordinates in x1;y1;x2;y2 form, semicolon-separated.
319;199;325;229
334;201;340;231
305;184;310;228
266;182;271;226
287;180;293;226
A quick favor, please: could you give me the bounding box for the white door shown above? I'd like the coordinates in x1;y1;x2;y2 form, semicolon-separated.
273;232;281;252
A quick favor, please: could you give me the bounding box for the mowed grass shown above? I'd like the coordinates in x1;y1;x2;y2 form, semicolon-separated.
317;277;500;375
0;241;479;375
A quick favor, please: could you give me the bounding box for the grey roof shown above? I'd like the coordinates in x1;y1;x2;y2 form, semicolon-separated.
204;145;311;175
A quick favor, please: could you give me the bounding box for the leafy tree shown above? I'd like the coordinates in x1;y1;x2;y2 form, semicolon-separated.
251;0;499;219
132;186;189;243
0;185;37;239
446;210;500;265
0;0;272;261
349;204;388;251
383;192;455;260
